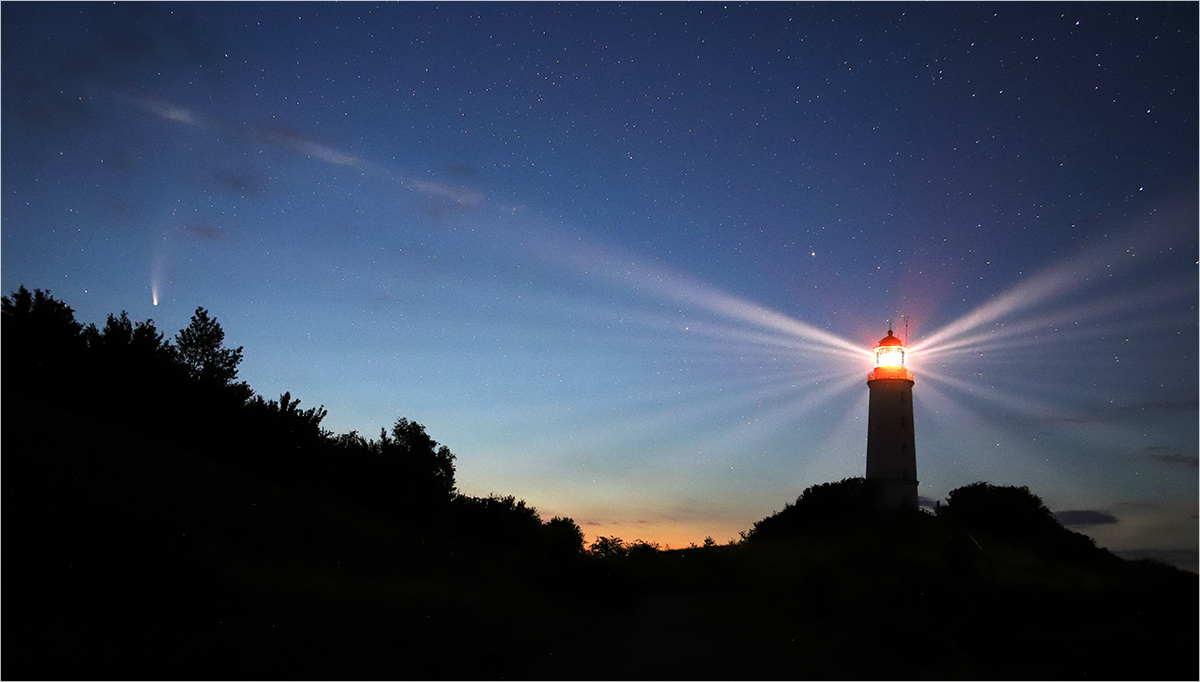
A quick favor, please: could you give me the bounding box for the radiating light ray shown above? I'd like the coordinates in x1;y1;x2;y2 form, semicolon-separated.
914;265;1091;354
480;290;867;451
679;316;866;363
617;306;868;369
705;372;866;455
787;388;871;483
914;356;1183;510
914;275;1193;361
520;229;866;360
914;207;1193;360
900;204;1193;501
647;272;867;358
499;343;863;466
580;375;831;452
919;369;1077;423
914;379;1076;489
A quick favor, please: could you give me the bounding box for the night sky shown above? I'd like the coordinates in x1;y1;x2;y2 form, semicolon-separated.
3;2;1196;567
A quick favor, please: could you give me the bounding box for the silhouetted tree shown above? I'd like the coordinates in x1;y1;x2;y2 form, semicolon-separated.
385;417;457;500
84;311;173;372
447;493;549;554
173;306;244;386
589;535;627;558
241;391;332;474
743;477;883;542
331;430;370;451
938;482;1120;565
584;536;658;559
75;311;180;421
942;482;1059;536
330;418;459;516
2;285;83;343
247;391;329;438
626;539;661;559
544;516;586;556
2;286;86;388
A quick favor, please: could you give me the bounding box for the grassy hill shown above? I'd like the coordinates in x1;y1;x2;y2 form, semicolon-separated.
7;394;1196;680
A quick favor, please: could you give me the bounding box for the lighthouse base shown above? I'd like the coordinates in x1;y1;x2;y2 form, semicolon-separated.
871;478;919;512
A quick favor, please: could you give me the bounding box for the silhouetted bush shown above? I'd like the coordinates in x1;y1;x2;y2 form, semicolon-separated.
942;482;1059;535
743;477;884;542
449;493;541;545
584;535;661;559
317;419;460;521
245;391;330;452
2;286;86;391
941;481;1111;562
173;306;245;386
544;516;586;556
84;310;171;367
625;538;661;559
588;535;628;558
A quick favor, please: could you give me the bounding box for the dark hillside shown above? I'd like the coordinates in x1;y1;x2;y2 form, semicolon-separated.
5;393;587;680
4;287;1196;680
576;512;1195;680
10;394;1194;680
3;288;586;679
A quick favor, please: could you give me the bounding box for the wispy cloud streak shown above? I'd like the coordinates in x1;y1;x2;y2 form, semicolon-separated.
136;95;202;126
258;125;362;166
403;179;485;208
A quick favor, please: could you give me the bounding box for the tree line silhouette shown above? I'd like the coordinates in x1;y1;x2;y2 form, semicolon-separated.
3;285;583;558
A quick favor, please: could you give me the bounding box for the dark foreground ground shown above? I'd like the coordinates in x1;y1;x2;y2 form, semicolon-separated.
6;398;1197;681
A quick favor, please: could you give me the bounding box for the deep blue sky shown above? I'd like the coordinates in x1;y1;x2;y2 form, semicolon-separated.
3;2;1196;566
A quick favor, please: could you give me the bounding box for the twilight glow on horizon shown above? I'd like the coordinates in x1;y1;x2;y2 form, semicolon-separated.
2;3;1195;568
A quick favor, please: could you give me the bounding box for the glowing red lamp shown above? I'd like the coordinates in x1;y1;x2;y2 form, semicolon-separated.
867;329;913;381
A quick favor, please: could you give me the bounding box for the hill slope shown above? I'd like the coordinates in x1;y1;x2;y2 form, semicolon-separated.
7;395;1195;680
4;287;1195;680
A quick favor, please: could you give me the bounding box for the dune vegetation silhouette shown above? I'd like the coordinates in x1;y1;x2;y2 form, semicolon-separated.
4;286;1195;680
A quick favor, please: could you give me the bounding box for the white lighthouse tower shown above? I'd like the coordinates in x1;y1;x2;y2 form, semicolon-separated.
865;328;918;511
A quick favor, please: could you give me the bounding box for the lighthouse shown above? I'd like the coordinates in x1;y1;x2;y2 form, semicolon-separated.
866;328;918;511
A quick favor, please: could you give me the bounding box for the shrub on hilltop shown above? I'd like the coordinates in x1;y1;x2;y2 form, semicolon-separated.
939;481;1113;564
742;477;885;543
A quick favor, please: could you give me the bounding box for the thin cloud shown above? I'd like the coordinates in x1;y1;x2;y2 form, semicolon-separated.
130;93;362;168
1114;548;1198;574
1054;509;1119;527
136;95;202;126
212;169;269;196
1145;446;1199;468
258;124;362;166
405;178;485;209
187;223;226;241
